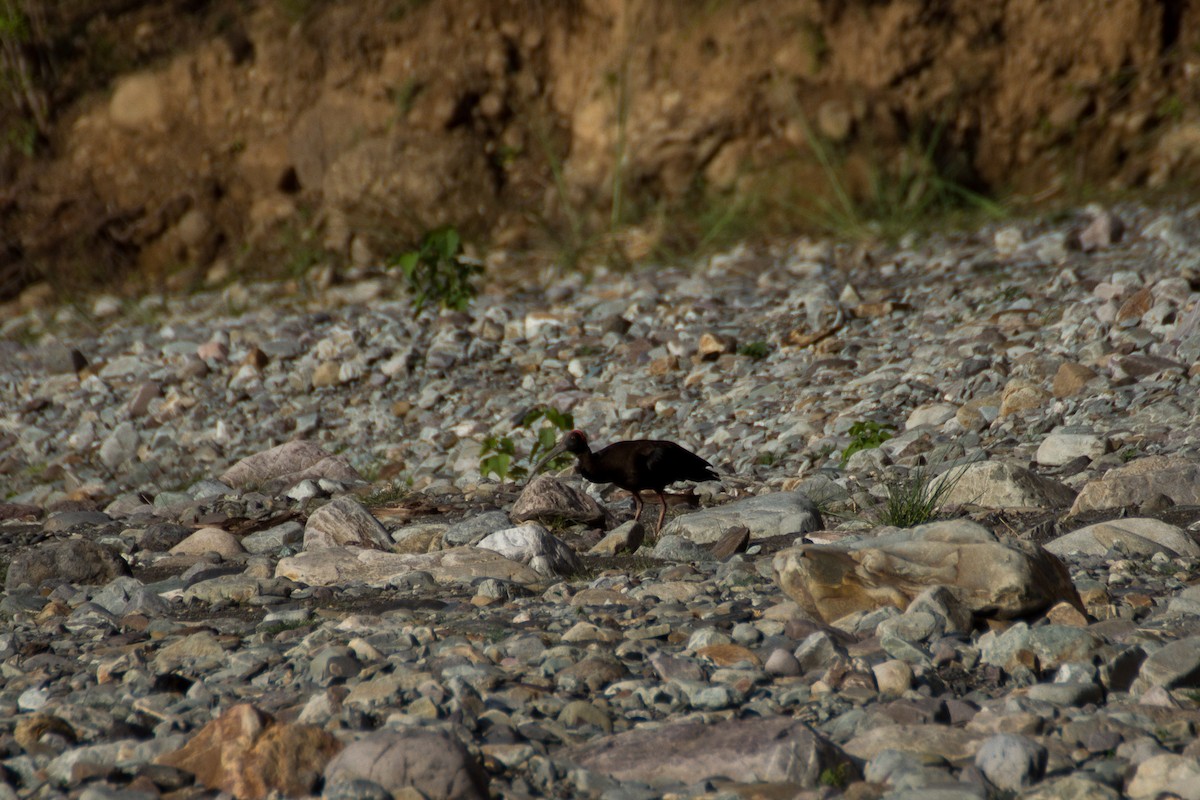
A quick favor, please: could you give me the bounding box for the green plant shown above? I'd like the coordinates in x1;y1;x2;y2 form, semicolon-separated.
841;420;894;466
532;118;589;269
278;0;325;23
800;113;1006;241
524;405;576;470
387;0;432;20
5;117;35;156
738;341;771;360
390;78;422;120
479;405;575;482
996;285;1024;303
280;219;324;280
260;618;314;637
819;763;851;789
479;434;521;483
876;466;965;528
0;0;49;141
1157;94;1185;122
605;63;630;237
530;57;635;271
388;227;481;313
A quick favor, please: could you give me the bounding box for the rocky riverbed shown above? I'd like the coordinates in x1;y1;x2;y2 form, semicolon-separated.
3;204;1200;799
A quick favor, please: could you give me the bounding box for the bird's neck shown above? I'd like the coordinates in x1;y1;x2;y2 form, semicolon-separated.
575;450;597;475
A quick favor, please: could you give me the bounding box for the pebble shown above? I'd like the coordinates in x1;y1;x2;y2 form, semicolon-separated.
2;205;1200;798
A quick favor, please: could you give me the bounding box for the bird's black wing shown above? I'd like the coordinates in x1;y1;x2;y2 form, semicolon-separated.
643;442;718;485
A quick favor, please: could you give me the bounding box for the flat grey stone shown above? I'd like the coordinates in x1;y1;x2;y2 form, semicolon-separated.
662;491;822;544
562;716;856;788
443;510;512;547
1046;518;1200;558
1132;635;1200;694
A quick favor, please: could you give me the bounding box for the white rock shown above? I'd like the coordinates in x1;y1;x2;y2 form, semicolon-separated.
1127;754;1200;800
477;523;581;577
941;460;1076;509
904;403;957;430
872;659;913;695
994;226;1024;256
1035;429;1109;467
17;687;49;712
169;527;245;558
99;422;139;470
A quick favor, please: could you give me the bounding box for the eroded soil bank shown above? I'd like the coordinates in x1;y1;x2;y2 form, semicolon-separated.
2;0;1199;299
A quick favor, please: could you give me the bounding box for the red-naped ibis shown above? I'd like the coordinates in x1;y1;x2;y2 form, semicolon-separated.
532;429;718;533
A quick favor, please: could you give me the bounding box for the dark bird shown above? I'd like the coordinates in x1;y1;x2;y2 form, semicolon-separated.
532;429;718;533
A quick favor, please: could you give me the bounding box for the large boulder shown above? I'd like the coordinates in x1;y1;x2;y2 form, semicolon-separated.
477;523;581;577
1071;456;1200;513
511;476;608;527
324;728;488;800
772;520;1081;624
5;539;130;591
304;496;392;551
942;460;1076;509
156;703;341;799
1046;518;1200;558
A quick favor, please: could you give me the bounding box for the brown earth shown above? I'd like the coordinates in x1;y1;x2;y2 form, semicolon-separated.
2;0;1199;302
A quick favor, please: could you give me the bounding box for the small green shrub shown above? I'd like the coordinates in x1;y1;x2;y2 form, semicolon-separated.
738;341;771;359
523;405;576;471
479;434;521;483
5;118;36;157
841;420;893;466
819;763;851;789
1158;94;1185;122
260;618;314;637
388;227;481;313
479;405;575;482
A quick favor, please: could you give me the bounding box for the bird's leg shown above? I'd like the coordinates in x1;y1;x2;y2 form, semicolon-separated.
631;492;644;524
655;490;668;535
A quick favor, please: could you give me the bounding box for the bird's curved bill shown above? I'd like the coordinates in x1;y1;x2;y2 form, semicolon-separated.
529;441;568;482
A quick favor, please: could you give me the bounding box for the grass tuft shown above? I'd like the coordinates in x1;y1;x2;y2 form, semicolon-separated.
876;466;966;528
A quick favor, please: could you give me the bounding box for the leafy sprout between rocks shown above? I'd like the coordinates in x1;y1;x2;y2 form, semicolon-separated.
387;226;482;313
840;420;894;467
738;341;771;359
479;405;575;483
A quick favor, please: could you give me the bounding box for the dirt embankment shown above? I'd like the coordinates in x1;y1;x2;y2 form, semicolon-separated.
1;0;1198;301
